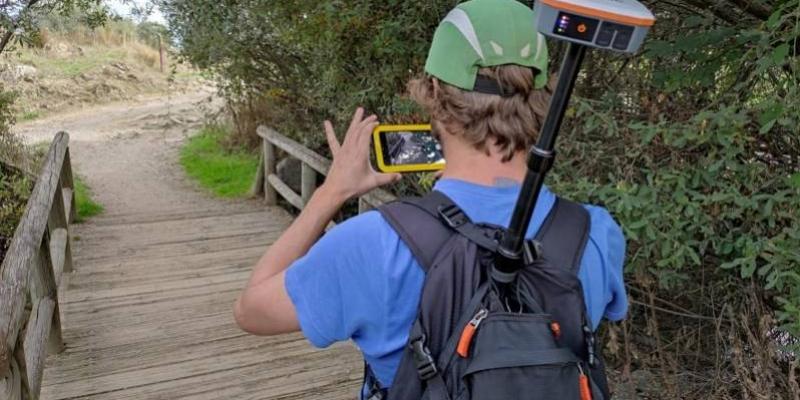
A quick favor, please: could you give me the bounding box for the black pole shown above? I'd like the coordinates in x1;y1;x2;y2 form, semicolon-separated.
493;42;588;282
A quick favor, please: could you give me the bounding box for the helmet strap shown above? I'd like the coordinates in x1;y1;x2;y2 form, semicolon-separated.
473;75;515;97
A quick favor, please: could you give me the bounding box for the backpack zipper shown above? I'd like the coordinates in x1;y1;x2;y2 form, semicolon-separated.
577;363;593;400
456;309;489;358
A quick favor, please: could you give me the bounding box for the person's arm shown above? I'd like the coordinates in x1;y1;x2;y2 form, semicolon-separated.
234;108;401;336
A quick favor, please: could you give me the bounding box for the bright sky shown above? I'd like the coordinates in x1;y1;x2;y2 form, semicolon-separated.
105;0;166;25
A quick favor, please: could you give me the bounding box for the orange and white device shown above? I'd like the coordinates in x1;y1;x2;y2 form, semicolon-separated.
535;0;655;53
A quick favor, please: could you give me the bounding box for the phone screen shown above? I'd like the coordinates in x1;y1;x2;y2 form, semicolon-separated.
373;125;445;173
381;131;444;166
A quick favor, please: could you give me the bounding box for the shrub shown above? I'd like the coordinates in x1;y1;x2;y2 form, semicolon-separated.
163;0;800;397
0;88;32;263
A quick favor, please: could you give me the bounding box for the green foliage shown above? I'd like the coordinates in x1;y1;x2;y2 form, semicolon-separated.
161;0;443;145
165;0;800;395
180;124;260;198
550;1;800;340
0;164;32;261
1;0;111;55
0;86;28;262
135;21;169;49
74;175;103;222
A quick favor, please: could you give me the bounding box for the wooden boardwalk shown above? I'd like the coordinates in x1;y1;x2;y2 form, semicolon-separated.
40;204;362;399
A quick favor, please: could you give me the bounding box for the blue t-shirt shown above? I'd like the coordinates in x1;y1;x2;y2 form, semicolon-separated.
285;179;627;388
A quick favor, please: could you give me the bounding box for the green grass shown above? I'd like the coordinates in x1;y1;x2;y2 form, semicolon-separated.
74;176;103;222
180;125;259;198
17;47;127;78
19;110;43;122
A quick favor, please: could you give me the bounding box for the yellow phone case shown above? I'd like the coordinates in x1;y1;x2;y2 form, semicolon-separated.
373;124;445;173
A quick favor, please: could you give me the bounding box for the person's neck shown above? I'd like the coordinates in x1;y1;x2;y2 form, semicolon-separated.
440;142;527;187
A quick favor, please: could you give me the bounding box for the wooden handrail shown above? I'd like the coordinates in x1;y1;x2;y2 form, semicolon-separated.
0;132;75;400
253;126;397;214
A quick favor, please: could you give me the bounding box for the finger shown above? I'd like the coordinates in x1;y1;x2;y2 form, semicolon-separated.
357;120;380;153
324;121;341;156
348;113;377;145
373;172;402;187
348;107;365;132
342;108;367;147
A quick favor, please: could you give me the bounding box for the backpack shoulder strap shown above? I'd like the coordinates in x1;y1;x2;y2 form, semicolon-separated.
534;197;591;274
377;190;498;273
377;191;456;273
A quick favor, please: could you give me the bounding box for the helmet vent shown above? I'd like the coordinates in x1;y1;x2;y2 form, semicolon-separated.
490;41;505;56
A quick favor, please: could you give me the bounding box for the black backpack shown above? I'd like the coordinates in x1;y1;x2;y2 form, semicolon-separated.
364;191;611;400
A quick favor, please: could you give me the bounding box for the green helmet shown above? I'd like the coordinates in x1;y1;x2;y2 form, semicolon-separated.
425;0;549;92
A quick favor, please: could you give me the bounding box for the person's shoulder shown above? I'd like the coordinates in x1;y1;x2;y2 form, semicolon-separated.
580;203;625;255
323;209;399;243
580;203;622;233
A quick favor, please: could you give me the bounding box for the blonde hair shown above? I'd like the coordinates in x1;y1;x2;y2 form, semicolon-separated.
408;65;555;162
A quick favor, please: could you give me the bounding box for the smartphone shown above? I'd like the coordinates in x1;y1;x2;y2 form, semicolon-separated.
373;124;445;173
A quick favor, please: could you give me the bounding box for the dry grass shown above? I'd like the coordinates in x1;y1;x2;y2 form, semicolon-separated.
6;23;185;118
29;23;162;72
602;274;800;400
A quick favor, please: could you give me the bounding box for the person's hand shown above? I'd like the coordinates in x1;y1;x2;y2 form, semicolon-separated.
319;107;401;203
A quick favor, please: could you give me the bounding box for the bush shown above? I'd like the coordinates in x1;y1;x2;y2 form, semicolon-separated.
0;88;32;262
163;0;800;397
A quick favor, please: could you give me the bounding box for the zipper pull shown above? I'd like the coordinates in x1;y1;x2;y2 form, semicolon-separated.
550;321;562;340
578;363;593;400
456;309;489;358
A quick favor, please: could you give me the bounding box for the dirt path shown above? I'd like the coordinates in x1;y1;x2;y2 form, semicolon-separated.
13;89;238;217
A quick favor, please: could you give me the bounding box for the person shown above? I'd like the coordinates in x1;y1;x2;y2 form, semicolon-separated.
233;0;628;396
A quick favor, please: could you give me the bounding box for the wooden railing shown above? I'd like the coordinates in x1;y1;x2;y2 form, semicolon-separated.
253;126;397;214
0;132;75;400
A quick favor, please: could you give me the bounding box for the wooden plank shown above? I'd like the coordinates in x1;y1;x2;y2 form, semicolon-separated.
83;204;271;226
267;174;304;210
263;139;278;205
0;282;25;380
1;357;23;400
60;150;77;225
301;162;317;204
42;342;360;400
69;211;288;250
258;126;331;176
61;189;73;227
47;184;71;278
28;239;63;358
22;298;55;399
358;197;370;214
361;188;396;209
0;132;70;365
48;229;67;287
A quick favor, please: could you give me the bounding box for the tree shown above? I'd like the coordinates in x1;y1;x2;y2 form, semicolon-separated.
163;1;799;397
0;0;111;55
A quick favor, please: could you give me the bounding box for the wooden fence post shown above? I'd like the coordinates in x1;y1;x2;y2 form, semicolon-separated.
158;34;166;73
250;154;265;197
263;140;277;205
300;163;316;206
